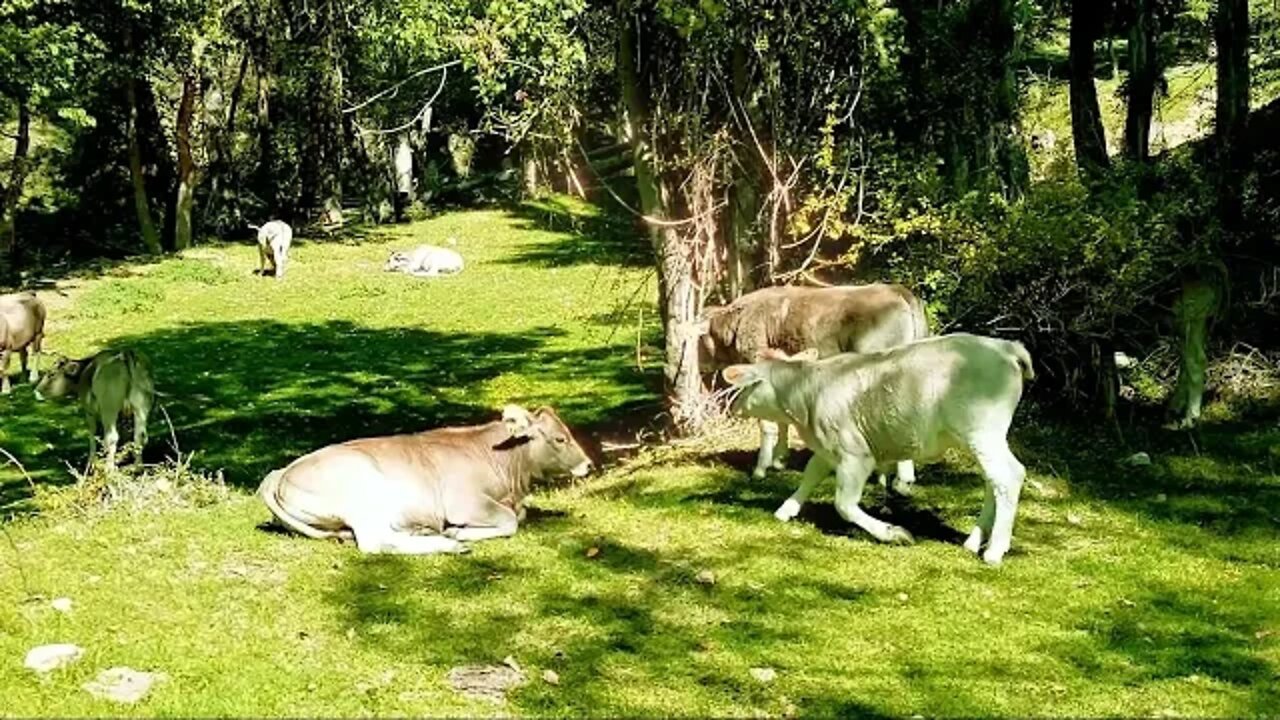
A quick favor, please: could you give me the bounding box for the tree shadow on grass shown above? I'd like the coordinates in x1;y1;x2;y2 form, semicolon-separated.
321;529;884;715
1;318;655;511
500;196;653;269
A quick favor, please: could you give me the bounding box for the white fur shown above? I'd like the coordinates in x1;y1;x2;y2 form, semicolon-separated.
724;333;1032;565
253;220;293;280
385;244;464;277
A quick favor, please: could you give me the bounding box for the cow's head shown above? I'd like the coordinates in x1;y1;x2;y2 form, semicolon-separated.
384;251;411;272
722;348;817;423
696;306;732;374
34;354;85;401
502;404;594;480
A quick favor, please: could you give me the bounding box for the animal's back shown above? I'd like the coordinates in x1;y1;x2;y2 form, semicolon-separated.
730;284;920;360
0;292;45;347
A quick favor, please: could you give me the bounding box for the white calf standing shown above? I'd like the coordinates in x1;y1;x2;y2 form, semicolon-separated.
251;220;293;280
723;334;1033;565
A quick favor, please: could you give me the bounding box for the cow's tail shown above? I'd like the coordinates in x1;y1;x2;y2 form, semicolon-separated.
1009;341;1035;381
247;223;261;231
257;469;334;540
892;284;931;340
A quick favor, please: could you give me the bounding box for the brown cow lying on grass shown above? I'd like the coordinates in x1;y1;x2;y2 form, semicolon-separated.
35;349;156;467
259;405;593;554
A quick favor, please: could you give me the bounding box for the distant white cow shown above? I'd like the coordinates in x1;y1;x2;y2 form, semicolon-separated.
723;334;1034;565
384;242;464;277
251;220;293;280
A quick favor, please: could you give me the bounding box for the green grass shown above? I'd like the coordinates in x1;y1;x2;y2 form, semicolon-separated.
1;198;1278;716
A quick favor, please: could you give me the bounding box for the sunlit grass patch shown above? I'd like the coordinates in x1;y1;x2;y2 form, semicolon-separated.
1;200;1277;716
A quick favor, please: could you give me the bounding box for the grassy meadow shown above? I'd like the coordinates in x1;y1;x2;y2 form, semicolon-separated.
0;197;1277;717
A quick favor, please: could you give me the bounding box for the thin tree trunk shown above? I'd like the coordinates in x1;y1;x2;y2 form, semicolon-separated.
252;40;275;216
302;0;344;226
1069;0;1110;174
1215;0;1251;171
727;42;761;298
126;74;163;255
618;3;705;432
174;69;199;250
1124;0;1158;161
1;95;31;266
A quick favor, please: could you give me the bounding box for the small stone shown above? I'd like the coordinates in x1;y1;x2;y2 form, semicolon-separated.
749;667;777;683
542;669;560;685
896;592;909;603
695;570;716;586
346;627;357;640
51;597;73;613
585;547;600;558
24;644;83;673
1122;452;1152;467
1067;513;1083;526
83;667;166;704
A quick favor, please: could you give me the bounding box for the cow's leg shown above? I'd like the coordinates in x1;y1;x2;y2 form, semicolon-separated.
774;454;832;522
445;499;520;543
84;410;100;462
353;527;470;555
891;460;917;496
101;411;121;468
972;437;1025;566
257;245;267;275
1;348;10;394
131;395;151;463
443;494;520;543
274;244;286;280
963;483;997;555
27;332;42;383
753;420;781;479
834;455;914;544
770;423;791;471
347;512;468;555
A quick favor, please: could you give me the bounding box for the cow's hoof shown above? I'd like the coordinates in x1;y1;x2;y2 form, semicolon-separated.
962;529;984;555
883;526;915;545
890;481;916;497
751;467;768;480
774;499;801;522
450;543;472;555
982;548;1007;566
770;461;787;471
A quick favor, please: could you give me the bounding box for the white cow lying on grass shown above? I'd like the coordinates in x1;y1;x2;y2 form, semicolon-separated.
723;333;1033;565
384;241;464;277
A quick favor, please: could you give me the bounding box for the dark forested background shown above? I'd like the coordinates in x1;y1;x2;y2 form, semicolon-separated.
2;0;1277;428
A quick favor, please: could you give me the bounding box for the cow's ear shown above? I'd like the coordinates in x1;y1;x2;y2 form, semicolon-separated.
758;347;790;362
722;364;761;386
502;404;533;437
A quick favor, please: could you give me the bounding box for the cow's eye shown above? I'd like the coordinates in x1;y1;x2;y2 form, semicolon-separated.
555;436;567;445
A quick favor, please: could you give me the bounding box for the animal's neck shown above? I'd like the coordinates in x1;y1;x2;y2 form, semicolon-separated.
488;426;533;503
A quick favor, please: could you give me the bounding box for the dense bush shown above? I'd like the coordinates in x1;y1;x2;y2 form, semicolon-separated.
850;158;1214;409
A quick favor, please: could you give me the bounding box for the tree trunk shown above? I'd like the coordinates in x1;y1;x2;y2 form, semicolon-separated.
1069;0;1110;174
726;42;762;298
126;75;163;255
174;69;199;250
1215;0;1251;172
1124;0;1158;161
619;3;705;432
1;95;31;267
301;0;344;226
252;35;276;216
393;132;414;218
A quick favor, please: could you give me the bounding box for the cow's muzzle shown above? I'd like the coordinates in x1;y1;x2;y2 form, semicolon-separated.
571;460;593;478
